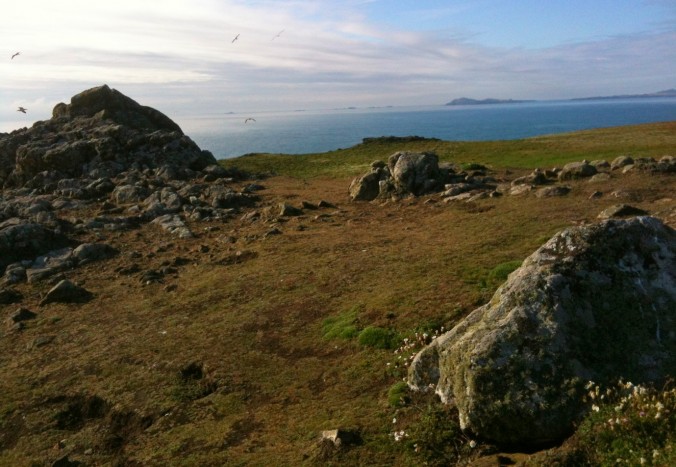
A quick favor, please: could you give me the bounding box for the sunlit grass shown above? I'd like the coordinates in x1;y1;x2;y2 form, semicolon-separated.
221;122;676;178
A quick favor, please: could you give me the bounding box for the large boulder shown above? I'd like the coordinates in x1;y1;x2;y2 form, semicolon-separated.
408;216;675;447
388;151;444;196
557;161;597;180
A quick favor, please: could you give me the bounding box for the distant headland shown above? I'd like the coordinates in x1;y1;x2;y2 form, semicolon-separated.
446;88;676;106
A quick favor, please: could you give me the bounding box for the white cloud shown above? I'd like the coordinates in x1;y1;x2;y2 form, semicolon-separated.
1;0;674;131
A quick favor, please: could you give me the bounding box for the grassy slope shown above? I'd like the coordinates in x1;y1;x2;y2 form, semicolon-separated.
221;121;676;178
0;122;674;466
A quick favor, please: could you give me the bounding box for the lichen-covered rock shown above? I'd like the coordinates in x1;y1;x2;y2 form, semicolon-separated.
558;161;597;180
387;151;444;196
408;216;675;446
348;164;391;201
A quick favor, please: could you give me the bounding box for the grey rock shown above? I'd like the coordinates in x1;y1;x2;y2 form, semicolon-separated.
112;184;151;204
598;204;649;219
535;185;571;198
349;167;390;201
409;217;675;446
590;160;611;170
558;161;597;181
40;279;94;306
279;203;303;217
151;214;193;238
72;243;117;265
388;151;444;196
0;222;70;274
611;155;634;170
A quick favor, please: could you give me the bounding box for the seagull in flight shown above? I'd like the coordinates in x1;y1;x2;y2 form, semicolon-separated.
272;29;284;40
244;118;256;123
17;107;27;113
11;52;20;60
232;34;240;43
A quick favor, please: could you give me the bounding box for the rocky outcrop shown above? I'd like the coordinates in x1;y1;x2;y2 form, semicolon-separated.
0;85;216;189
408;217;675;447
0;86;261;287
349;152;463;201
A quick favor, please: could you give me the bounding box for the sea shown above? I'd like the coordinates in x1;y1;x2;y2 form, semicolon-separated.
175;98;676;160
176;98;676;159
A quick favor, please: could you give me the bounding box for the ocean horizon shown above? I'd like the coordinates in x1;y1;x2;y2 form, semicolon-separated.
175;98;676;159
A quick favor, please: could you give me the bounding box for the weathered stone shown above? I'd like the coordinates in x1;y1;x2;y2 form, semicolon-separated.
558;161;597;180
279;203;303;217
349;168;390;201
72;243;117;265
509;184;533;196
409;217;675;446
151;214;193;238
112;185;151;204
611;155;634;170
598;204;649;219
535;185;571;198
388;151;444;196
590;160;611;170
40;279;94;306
0;222;71;274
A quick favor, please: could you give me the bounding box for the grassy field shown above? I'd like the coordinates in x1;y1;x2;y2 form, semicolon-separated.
0;122;674;466
221;121;676;178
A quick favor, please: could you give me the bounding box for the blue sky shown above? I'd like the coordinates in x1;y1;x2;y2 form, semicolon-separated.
1;0;675;131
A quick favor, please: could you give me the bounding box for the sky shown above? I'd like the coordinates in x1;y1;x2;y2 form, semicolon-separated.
1;0;675;131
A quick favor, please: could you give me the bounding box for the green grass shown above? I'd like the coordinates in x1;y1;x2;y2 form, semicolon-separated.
221;122;676;178
358;326;401;350
2;122;674;466
322;306;361;340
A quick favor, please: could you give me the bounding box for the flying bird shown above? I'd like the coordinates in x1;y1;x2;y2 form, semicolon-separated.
244;118;256;123
17;107;27;113
232;34;240;43
11;52;20;59
272;29;284;40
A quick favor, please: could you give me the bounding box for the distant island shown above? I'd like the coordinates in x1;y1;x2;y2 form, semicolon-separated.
446;89;676;106
446;97;534;106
